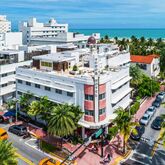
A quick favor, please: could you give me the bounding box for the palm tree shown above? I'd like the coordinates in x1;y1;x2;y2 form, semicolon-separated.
28;100;40;122
19;91;33;113
7;100;17;110
113;107;137;154
28;96;55;123
130;65;143;87
0;140;17;165
48;104;77;137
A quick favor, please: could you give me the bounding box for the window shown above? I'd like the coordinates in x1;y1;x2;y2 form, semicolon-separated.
45;86;51;91
18;80;22;84
67;92;73;97
2;73;7;77
2;83;7;87
35;97;40;101
56;89;62;94
85;94;94;101
99;108;106;115
99;93;106;100
35;84;40;88
17;91;22;95
41;61;52;67
26;82;31;86
85;110;94;116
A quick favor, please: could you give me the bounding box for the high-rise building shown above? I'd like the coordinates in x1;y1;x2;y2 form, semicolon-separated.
19;17;100;48
0;15;11;33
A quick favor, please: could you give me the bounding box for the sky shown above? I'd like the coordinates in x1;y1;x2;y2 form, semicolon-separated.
0;0;165;29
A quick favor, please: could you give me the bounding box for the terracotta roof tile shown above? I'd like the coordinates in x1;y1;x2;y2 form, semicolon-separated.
131;54;159;64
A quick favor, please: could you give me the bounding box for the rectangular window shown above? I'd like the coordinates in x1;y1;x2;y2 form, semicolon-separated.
99;108;106;115
41;61;52;68
35;84;40;88
2;83;7;87
2;73;7;77
85;94;94;101
99;93;106;100
85;110;94;116
17;91;22;95
56;89;62;94
18;80;22;84
26;82;31;86
67;92;73;97
45;86;51;91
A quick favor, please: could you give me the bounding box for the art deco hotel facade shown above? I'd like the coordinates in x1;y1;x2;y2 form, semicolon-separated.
16;37;132;135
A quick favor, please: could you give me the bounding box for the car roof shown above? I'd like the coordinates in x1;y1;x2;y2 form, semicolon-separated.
143;113;150;117
13;124;26;128
0;128;7;134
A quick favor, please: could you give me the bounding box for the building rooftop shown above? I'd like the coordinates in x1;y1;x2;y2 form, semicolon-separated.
131;54;160;64
0;50;23;55
32;53;75;62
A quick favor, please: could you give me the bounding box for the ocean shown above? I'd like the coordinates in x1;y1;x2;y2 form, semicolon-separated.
70;29;165;39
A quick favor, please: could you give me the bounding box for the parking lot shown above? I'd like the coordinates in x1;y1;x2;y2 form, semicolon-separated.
123;100;165;165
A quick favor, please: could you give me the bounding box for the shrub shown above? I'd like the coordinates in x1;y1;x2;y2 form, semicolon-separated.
72;65;78;71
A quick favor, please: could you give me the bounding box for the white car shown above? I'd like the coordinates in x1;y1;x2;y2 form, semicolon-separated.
145;106;156;117
140;113;151;126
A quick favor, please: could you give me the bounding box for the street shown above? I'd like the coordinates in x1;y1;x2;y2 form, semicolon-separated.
123;104;165;165
0;123;46;165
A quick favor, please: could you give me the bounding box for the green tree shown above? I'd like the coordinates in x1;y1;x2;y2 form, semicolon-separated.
69;104;83;126
130;65;143;87
104;35;109;40
160;49;165;75
140;36;145;43
7;100;17;110
0;140;17;165
72;65;78;71
28;96;55;123
48;104;78;137
138;75;160;97
19;91;33;113
113;107;137;154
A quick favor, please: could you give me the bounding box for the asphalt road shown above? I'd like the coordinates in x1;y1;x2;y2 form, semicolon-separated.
0;123;46;165
124;103;165;165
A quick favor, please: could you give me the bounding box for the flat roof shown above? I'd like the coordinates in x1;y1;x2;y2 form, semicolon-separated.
0;50;22;55
32;53;75;62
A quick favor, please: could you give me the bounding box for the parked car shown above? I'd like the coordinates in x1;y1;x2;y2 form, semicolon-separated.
151;116;163;130
152;99;161;108
0;128;8;140
140;113;151;125
39;158;64;165
145;106;156;117
0;110;16;123
8;124;27;136
156;92;165;101
130;125;145;140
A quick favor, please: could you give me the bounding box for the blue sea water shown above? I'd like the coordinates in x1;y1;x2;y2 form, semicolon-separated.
70;29;165;39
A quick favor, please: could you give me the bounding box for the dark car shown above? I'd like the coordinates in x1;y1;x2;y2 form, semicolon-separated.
151;116;163;130
0;110;16;123
130;125;145;140
8;124;27;136
152;100;161;108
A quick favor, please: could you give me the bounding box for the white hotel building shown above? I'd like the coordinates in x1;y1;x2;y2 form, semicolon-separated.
16;38;132;136
0;15;11;33
0;50;31;105
19;18;100;48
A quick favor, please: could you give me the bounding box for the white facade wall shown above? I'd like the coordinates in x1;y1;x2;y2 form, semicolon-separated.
0;32;22;50
15;45;131;129
0;60;31;105
0;15;11;33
